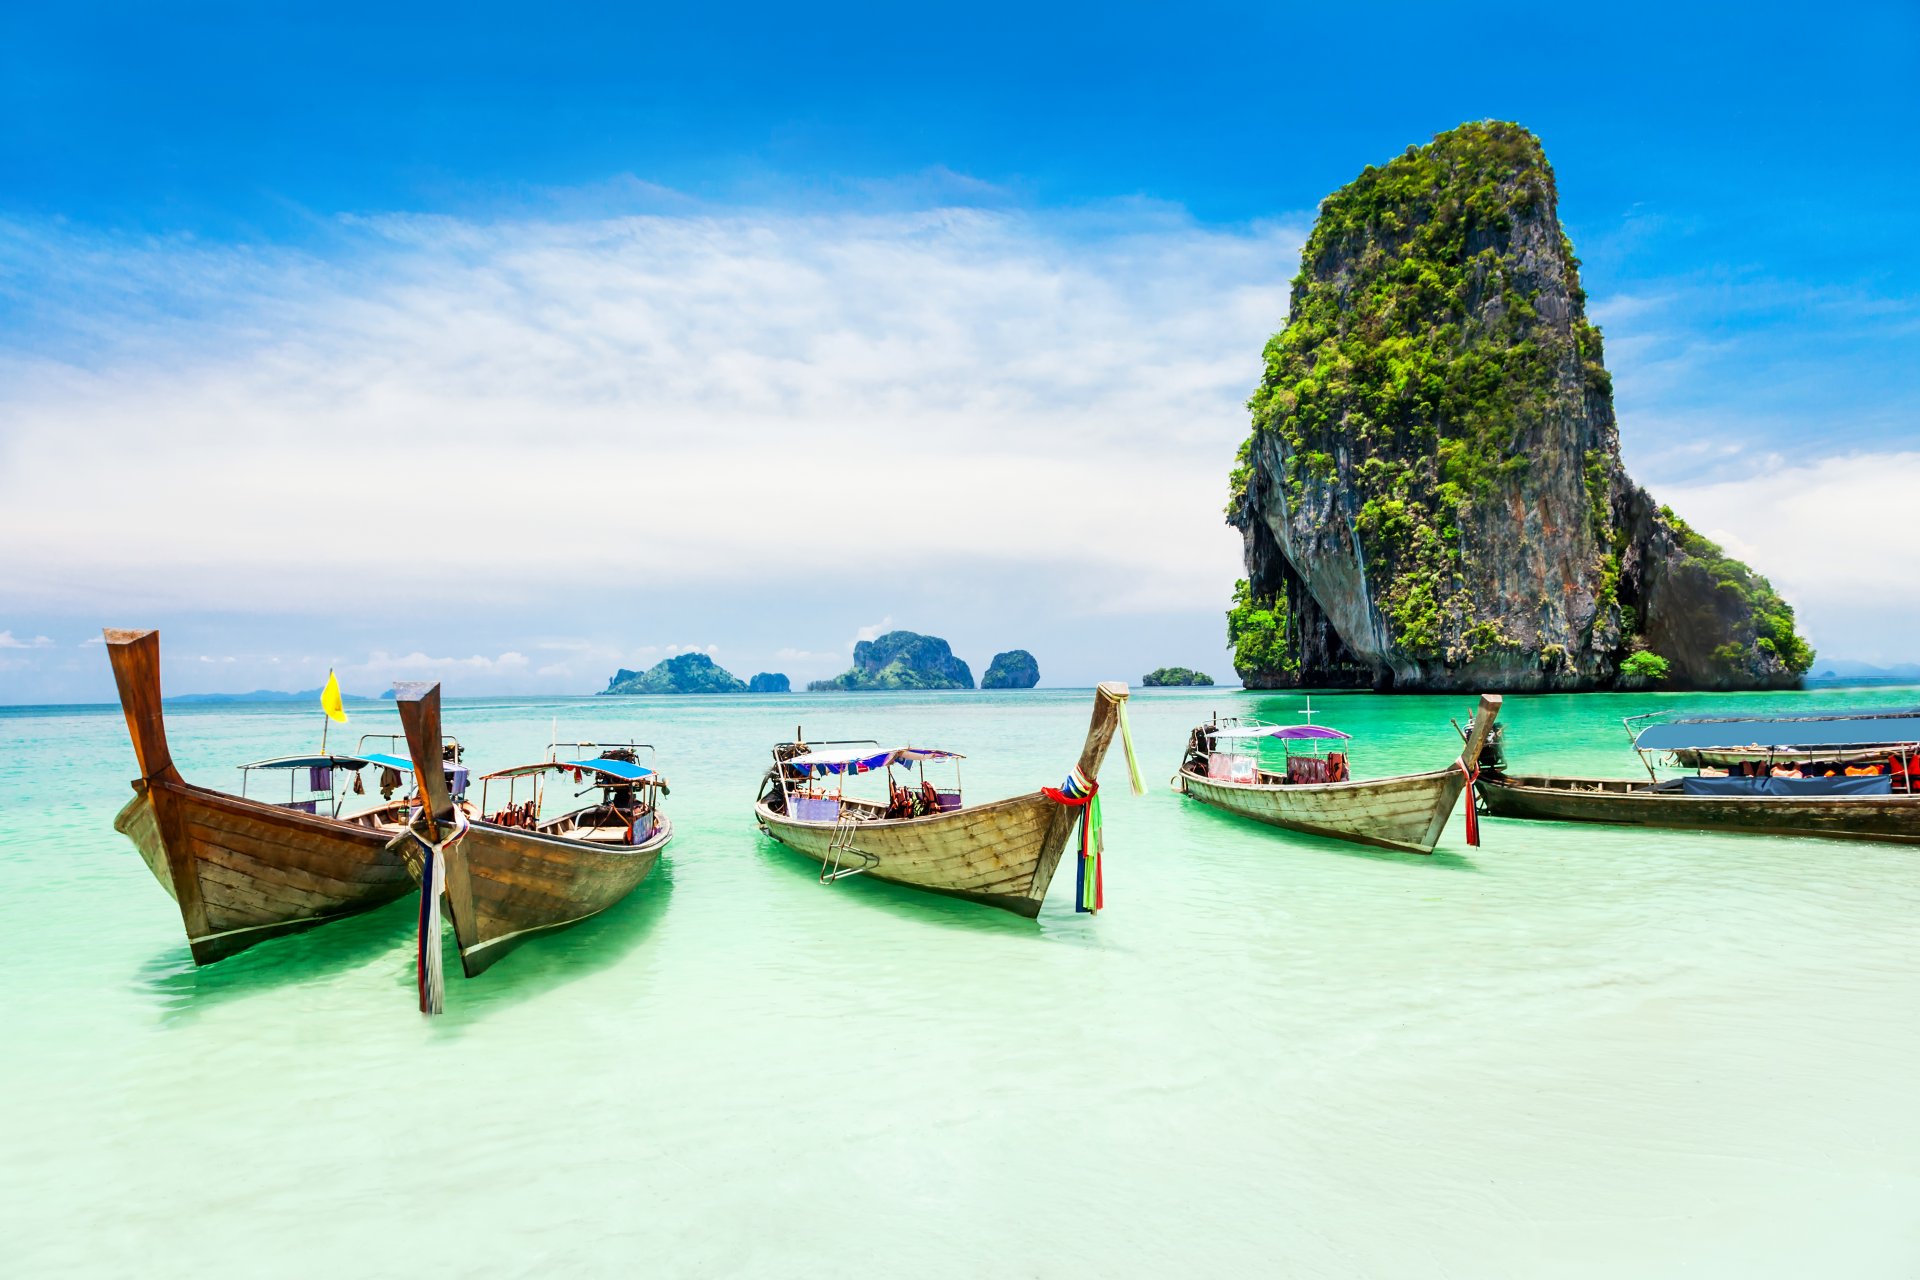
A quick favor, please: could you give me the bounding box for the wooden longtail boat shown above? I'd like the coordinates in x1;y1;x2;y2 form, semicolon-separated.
105;628;423;964
752;682;1138;916
1175;695;1502;854
1477;707;1920;846
391;683;671;1007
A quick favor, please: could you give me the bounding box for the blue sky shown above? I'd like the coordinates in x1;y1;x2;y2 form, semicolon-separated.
2;3;1916;701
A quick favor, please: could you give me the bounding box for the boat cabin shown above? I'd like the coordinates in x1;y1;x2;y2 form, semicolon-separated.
767;737;964;823
1197;719;1353;787
236;733;467;818
476;742;666;844
1631;709;1920;796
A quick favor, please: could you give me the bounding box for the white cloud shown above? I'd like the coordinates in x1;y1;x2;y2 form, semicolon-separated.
0;204;1287;635
0;631;54;649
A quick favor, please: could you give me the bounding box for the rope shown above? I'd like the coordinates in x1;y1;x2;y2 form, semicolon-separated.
405;807;470;1015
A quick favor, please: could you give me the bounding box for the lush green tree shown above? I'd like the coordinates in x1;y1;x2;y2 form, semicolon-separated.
1227;579;1296;679
1620;651;1669;682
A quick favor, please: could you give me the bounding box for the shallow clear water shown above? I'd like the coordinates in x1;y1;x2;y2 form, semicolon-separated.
4;686;1918;1277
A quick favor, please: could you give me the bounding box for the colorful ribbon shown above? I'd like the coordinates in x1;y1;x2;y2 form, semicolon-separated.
406;807;470;1016
1045;767;1103;913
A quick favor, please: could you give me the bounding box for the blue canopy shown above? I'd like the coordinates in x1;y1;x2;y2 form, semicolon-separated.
562;757;653;782
240;752;414;773
785;746;961;777
482;757;655;783
1636;710;1920;753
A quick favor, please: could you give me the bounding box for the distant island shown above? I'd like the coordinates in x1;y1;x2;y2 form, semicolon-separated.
808;630;974;691
748;672;791;693
602;652;748;695
982;650;1039;689
1143;667;1214;687
165;687;384;704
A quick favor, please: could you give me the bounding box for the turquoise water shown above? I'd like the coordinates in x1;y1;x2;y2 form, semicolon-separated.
4;685;1919;1276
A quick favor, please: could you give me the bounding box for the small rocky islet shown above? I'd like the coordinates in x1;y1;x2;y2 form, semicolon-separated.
1143;667;1213;687
808;631;977;691
601;652;751;695
602;632;1037;694
982;650;1040;689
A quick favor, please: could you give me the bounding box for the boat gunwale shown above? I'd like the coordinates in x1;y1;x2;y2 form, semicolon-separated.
1173;763;1461;797
1480;772;1920;806
753;787;1049;835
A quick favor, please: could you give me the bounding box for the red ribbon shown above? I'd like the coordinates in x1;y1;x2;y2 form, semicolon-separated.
1457;760;1480;847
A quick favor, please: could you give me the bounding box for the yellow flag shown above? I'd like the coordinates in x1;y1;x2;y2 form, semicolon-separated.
320;670;348;723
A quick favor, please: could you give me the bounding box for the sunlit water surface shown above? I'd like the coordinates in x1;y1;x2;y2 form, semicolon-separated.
4;686;1918;1277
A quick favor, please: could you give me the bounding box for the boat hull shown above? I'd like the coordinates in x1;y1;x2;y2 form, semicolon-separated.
1177;767;1468;854
755;792;1072;916
114;778;413;964
1478;773;1920;845
399;819;672;976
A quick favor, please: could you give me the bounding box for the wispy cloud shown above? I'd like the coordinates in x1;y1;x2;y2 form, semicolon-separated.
0;205;1290;642
0;631;55;649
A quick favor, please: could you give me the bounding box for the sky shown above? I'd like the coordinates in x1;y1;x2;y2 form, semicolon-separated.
2;2;1916;702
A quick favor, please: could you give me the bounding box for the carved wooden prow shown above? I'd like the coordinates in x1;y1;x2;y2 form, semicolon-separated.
104;627;180;784
1075;681;1132;782
1460;694;1503;769
393;682;456;824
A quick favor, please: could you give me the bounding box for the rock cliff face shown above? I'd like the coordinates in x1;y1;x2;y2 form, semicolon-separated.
1228;121;1812;692
748;672;791;693
603;652;748;695
982;650;1040;689
808;631;975;691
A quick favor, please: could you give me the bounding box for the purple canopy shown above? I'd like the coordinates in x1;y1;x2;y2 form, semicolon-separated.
1268;725;1351;742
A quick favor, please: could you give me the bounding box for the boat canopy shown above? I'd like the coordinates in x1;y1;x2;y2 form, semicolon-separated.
1634;709;1920;753
785;745;962;777
239;751;415;773
481;757;656;783
1210;724;1351;742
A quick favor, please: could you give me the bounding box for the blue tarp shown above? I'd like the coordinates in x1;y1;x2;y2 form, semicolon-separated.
1679;774;1894;797
1637;712;1920;753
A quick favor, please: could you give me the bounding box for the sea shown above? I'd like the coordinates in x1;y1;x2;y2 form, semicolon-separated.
3;684;1918;1277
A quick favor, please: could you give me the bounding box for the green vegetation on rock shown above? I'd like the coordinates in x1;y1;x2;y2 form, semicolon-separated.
1660;509;1814;677
1226;579;1296;682
748;672;791;693
602;652;748;695
982;650;1040;689
807;631;975;692
1142;667;1214;687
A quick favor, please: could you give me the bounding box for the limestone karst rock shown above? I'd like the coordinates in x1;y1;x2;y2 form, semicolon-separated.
1228;122;1811;691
